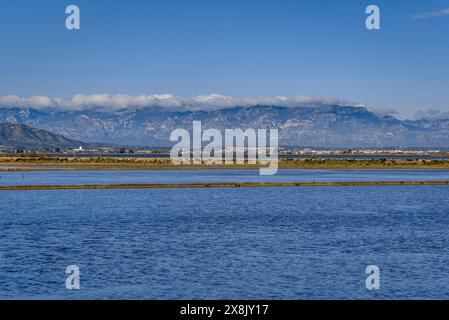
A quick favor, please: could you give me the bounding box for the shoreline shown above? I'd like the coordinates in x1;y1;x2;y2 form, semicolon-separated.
1;180;449;191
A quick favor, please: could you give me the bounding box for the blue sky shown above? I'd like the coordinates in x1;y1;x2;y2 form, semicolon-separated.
0;0;448;118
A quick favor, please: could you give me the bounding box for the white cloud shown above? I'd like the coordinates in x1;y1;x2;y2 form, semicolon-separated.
0;94;351;111
409;7;449;20
0;95;58;108
367;107;399;117
414;109;449;120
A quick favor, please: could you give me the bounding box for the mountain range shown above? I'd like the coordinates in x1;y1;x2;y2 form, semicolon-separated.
1;105;449;148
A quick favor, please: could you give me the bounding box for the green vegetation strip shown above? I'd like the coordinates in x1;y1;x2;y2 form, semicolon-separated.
1;180;449;191
2;157;449;171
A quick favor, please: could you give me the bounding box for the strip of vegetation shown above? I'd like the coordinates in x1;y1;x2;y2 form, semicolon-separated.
1;156;449;170
1;180;449;191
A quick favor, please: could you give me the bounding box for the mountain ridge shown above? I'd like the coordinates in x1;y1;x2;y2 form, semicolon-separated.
0;122;84;149
1;105;449;148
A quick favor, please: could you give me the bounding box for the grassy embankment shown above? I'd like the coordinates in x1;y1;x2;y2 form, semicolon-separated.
1;156;449;171
1;180;449;191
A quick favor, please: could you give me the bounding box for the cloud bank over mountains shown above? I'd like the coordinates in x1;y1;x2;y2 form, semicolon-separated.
414;109;449;120
3;94;447;121
0;94;354;111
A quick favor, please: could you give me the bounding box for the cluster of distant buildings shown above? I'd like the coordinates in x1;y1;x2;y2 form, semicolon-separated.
0;145;446;156
281;148;445;155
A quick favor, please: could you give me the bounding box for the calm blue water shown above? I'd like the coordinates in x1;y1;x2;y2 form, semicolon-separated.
1;169;449;186
1;185;449;299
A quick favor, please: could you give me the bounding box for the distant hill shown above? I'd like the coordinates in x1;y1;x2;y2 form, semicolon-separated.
0;122;83;150
1;105;449;147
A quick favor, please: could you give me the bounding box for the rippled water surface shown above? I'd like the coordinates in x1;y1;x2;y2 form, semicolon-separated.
2;169;449;186
1;184;449;299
